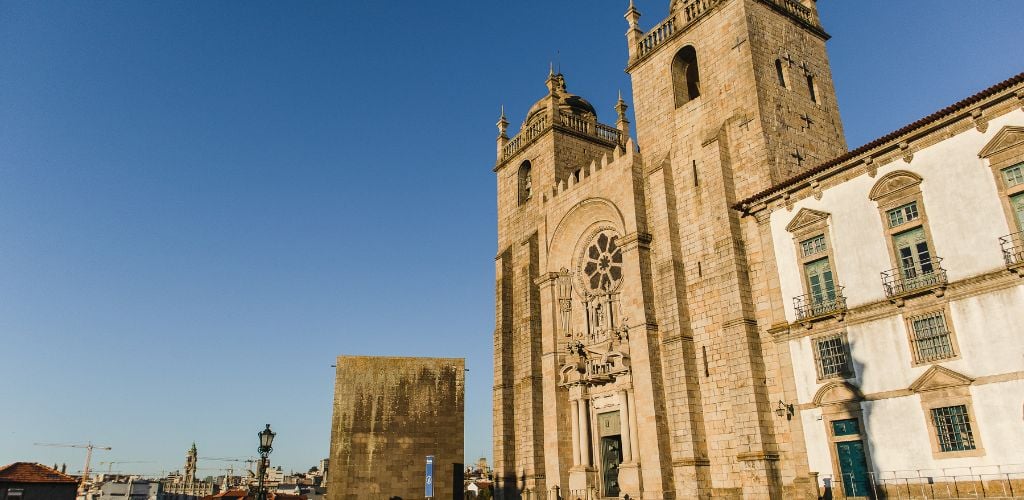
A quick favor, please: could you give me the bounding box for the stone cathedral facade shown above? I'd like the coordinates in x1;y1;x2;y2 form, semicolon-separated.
492;1;1024;499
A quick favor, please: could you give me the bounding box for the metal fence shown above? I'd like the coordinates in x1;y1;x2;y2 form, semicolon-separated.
818;464;1024;499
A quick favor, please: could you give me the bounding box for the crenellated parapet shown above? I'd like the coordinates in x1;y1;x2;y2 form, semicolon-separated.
544;136;639;202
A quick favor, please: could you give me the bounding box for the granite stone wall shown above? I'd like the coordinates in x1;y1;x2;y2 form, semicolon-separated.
328;356;464;500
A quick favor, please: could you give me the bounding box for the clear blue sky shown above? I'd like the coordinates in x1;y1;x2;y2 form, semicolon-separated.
1;0;1021;478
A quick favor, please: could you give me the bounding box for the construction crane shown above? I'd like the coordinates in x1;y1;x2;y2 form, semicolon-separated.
33;442;112;492
98;461;155;475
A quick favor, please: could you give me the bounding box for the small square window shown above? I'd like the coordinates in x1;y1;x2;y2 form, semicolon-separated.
800;234;827;257
910;312;955;363
931;405;976;452
814;334;851;379
887;202;920;228
1002;164;1024;188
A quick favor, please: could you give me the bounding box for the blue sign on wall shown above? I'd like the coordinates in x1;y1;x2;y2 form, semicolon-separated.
425;455;434;498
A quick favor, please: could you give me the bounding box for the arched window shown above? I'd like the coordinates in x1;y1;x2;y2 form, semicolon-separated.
518;161;532;205
775;59;787;88
806;74;818;103
672;46;701;108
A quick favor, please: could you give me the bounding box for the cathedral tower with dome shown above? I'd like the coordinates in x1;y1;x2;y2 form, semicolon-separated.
494;0;848;498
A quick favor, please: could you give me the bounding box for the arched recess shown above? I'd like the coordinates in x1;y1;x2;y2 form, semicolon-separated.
518;161;533;205
671;45;701;107
868;170;923;202
547;198;626;272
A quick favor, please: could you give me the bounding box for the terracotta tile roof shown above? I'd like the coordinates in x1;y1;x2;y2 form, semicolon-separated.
735;71;1024;210
0;462;78;484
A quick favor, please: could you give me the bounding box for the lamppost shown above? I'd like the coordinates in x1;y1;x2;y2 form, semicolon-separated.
256;424;275;500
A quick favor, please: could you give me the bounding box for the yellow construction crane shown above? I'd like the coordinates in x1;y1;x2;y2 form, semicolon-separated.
33;441;112;492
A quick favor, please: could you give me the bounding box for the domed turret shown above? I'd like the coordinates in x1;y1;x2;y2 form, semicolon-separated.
523;72;597;126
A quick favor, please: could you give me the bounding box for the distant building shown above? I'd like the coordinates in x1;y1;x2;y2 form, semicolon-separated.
162;443;215;499
0;462;78;500
327;356;465;500
91;479;160;500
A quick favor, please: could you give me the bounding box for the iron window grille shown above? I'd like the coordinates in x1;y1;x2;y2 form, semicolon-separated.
909;312;954;363
931;405;976;452
814;334;851;379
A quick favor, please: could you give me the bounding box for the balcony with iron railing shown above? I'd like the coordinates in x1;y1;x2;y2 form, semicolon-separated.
999;231;1024;270
793;286;847;323
881;257;948;299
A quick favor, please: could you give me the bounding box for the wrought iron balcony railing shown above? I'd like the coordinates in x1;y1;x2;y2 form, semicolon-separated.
881;257;947;298
793;286;847;322
999;231;1024;268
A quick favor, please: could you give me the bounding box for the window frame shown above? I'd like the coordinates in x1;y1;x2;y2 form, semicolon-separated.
912;367;985;459
786;209;845;323
904;306;960;366
869;171;943;297
979;126;1024;235
811;331;853;381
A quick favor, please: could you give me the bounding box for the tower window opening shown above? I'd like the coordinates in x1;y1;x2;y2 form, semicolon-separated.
807;74;818;103
775;59;787;88
672;46;701;108
518;161;532;205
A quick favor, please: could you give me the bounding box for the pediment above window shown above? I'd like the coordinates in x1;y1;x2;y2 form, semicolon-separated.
869;170;923;202
785;208;831;233
909;365;973;393
811;380;862;407
978;125;1024;159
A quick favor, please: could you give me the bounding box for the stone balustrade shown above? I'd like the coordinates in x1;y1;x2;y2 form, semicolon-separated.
500;111;622;163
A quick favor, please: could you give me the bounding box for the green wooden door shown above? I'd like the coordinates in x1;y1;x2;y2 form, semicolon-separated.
836;440;872;498
600;436;622;497
893;227;933;279
1011;192;1024;233
804;257;836;305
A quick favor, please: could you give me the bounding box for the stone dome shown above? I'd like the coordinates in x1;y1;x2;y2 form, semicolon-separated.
523;73;597;125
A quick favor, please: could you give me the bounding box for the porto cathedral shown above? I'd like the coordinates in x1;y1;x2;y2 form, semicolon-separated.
492;0;1024;499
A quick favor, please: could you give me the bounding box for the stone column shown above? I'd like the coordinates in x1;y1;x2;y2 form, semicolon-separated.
626;389;640;461
620;390;633;462
578;398;591;468
570;398;581;466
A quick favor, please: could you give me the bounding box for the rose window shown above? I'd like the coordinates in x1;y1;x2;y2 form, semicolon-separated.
582;231;623;292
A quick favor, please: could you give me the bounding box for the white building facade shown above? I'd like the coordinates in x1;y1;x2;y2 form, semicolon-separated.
740;75;1024;498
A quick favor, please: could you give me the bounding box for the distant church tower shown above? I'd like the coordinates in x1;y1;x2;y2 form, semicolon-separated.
184;442;197;484
493;0;846;498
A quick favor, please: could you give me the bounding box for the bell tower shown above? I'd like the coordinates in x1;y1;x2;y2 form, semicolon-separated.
622;0;846;497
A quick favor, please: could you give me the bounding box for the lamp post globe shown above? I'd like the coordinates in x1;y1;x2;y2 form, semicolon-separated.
255;424;275;500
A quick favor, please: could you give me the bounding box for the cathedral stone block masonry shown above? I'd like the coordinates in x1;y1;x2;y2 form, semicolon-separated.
492;0;1024;499
328;356;465;500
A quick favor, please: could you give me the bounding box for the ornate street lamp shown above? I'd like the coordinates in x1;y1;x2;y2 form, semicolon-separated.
255;424;276;500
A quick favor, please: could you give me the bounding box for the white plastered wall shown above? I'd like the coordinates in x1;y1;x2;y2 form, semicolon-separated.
770;110;1024;475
